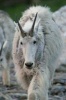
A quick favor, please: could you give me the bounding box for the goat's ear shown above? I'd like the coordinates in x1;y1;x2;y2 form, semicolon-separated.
3;40;7;49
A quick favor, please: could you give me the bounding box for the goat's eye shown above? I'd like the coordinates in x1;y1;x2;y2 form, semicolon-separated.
20;42;23;45
33;40;37;44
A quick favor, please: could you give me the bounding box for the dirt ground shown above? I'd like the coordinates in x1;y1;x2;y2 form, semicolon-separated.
0;64;66;100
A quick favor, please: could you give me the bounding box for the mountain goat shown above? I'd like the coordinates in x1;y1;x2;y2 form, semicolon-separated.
53;6;66;66
12;6;63;100
0;10;15;86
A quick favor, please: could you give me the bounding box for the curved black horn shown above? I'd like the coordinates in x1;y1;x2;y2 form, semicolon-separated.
29;13;38;36
18;22;26;37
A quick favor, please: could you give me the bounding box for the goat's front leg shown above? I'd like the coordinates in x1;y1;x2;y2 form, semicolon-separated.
2;68;10;86
28;67;50;100
2;59;10;86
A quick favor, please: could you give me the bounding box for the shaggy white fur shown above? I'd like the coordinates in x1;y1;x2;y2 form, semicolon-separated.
13;6;63;100
0;10;15;86
53;6;66;66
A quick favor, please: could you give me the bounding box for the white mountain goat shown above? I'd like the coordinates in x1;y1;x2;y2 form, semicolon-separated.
12;6;63;100
0;10;15;86
53;6;66;66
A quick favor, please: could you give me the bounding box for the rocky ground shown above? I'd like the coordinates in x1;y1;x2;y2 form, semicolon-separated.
0;63;66;100
0;64;27;100
49;65;66;100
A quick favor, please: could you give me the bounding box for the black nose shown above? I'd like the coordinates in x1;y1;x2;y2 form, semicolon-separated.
25;62;33;69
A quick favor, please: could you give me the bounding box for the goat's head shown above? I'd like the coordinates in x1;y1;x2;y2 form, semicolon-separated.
17;13;44;71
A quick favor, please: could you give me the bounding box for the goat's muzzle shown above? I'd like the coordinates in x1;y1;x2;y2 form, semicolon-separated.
25;62;33;69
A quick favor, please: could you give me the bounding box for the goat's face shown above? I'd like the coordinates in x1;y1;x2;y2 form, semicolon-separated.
19;35;39;70
17;13;44;72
